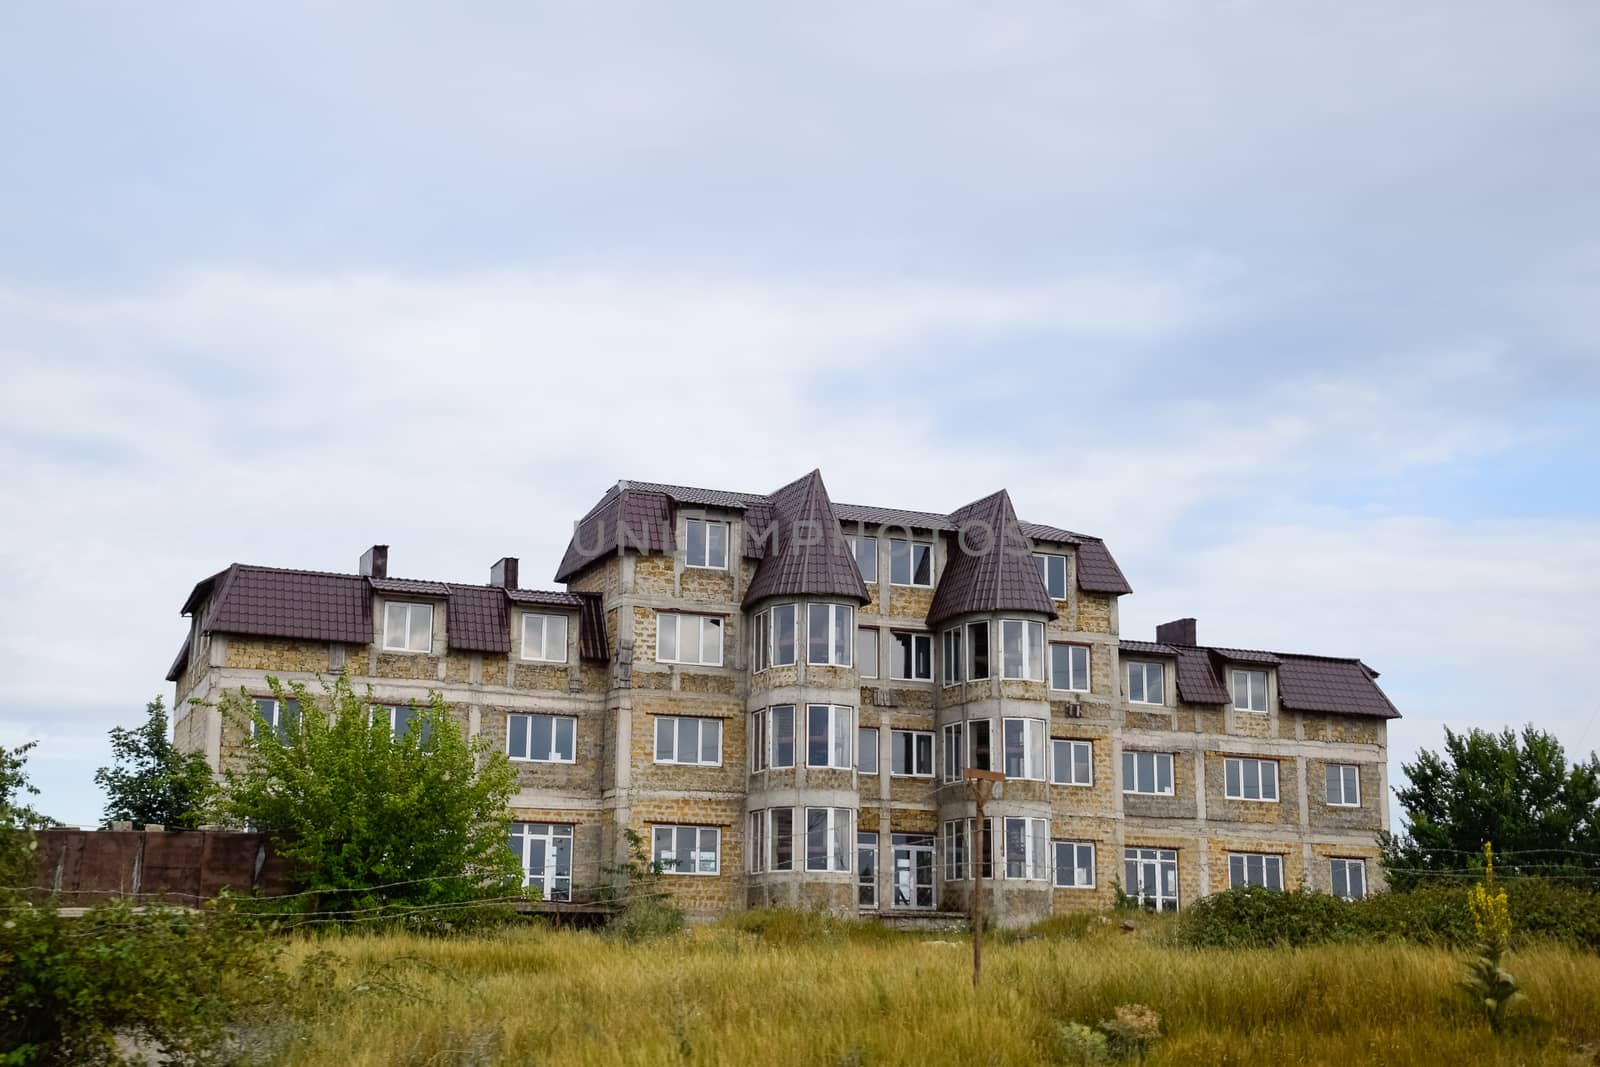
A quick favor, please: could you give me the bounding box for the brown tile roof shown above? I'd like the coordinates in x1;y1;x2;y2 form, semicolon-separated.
1074;539;1133;595
446;585;510;653
834;502;956;532
743;470;870;607
164;637;190;683
1119;638;1400;719
928;490;1058;626
554;485;675;582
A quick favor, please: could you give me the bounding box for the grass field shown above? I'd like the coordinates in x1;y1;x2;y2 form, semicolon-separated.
260;913;1600;1067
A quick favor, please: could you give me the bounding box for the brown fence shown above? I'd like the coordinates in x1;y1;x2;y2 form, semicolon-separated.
30;828;295;906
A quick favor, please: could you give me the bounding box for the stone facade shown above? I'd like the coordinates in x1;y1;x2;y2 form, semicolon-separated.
170;476;1395;923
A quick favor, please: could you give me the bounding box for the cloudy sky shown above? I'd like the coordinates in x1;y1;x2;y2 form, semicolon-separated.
2;2;1597;827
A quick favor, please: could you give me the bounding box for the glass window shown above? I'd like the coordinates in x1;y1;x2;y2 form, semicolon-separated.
890;632;932;680
964;817;995;880
750;710;768;772
967;621;990;679
855;628;879;678
770;808;794;871
1002;718;1046;780
748;811;766;873
1053;840;1096;888
1232;669;1268;712
1000;620;1045;680
383;601;433;653
509;822;573;901
1224;757;1279;801
806;704;852;769
251;696;300;741
771;705;796;768
942;820;967;881
1003;817;1049;880
942;722;965;783
752;611;770;672
857;727;879;774
1331;858;1367;900
521;612;569;662
685;519;728;569
1122;750;1174;795
857;832;879;908
372;703;434;747
1124;848;1179;911
891;833;936;908
848;535;878;583
969;719;993;772
807;604;854;666
1326;763;1361;806
1049;644;1089;692
1127;661;1165;705
1033;553;1067;599
890;730;933;777
653;825;720;875
657;612;724;666
771;605;797;666
653;716;722;766
806;807;852;872
1051;739;1092;786
507;714;576;763
889;539;933;586
1227;852;1284;891
941;628;962;686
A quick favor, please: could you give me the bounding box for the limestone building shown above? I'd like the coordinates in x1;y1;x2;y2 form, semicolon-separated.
168;470;1397;922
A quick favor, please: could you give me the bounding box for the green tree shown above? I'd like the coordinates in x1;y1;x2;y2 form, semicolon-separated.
1;740;52;896
1383;726;1600;889
219;676;521;914
93;697;218;830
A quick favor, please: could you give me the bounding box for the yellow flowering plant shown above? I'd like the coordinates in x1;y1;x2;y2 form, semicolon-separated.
1461;843;1520;1033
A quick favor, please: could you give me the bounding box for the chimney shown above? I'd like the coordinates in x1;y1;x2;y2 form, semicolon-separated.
359;544;389;579
490;556;519;589
1155;617;1197;646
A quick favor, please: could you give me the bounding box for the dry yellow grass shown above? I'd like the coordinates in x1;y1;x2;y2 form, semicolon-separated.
266;921;1600;1066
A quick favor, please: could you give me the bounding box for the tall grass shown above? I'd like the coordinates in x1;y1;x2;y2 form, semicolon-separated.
266;920;1600;1066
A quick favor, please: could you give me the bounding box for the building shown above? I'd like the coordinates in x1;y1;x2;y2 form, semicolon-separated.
168;469;1397;923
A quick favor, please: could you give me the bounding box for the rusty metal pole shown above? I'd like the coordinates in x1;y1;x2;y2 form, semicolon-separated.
964;769;1003;989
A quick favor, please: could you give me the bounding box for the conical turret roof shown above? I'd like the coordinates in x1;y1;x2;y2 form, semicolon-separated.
742;470;869;607
927;489;1057;626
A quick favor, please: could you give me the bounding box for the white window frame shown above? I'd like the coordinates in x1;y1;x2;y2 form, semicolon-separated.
748;811;766;873
382;601;434;653
941;627;963;686
855;627;879;679
890;833;937;909
250;696;299;740
1227;852;1284;891
754;604;798;671
888;538;933;587
1232;669;1268;712
807;603;854;667
1003;816;1050;881
652;824;720;876
1001;717;1047;780
1224;757;1280;802
656;612;725;666
1326;763;1361;806
889;729;934;778
889;630;933;681
857;726;879;774
520;612;569;663
967;718;994;773
805;704;853;770
1033;553;1068;599
804;806;852;872
1126;661;1165;705
941;722;965;783
1122;750;1174;795
1053;840;1096;888
999;619;1045;680
770;704;797;769
857;831;879;909
371;702;433;746
750;710;769;772
653;716;723;767
967;620;992;680
1331;858;1367;900
847;535;878;584
685;518;728;569
1050;738;1093;787
1124;847;1179;911
507;713;577;764
942;820;966;881
510;822;573;901
1049;643;1090;693
768;807;795;871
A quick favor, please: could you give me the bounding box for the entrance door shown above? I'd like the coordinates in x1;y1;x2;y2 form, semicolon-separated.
511;822;573;901
891;833;935;909
1123;847;1178;911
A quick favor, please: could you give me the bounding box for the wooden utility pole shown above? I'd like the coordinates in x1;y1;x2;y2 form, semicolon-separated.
963;768;1003;988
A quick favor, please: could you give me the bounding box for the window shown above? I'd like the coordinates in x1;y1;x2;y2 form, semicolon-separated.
652;825;720;875
251;696;299;740
1053;841;1096;888
1033;553;1067;599
967;621;991;679
807;603;854;666
509;822;572;900
1004;817;1049;880
1002;718;1047;780
770;705;796;769
1326;763;1361;806
750;710;768;772
1331;858;1367;900
805;807;851;872
1224;757;1279;801
654;716;722;766
685;519;728;569
968;719;993;772
748;811;766;873
1124;848;1179;911
857;727;879;774
890;730;933;777
1232;669;1268;712
1127;661;1165;705
1051;739;1093;786
848;535;878;583
942;820;966;881
942;723;965;782
521;612;568;662
657;612;724;666
770;808;795;871
1122;750;1174;795
753;604;797;671
382;601;433;653
941;628;962;686
857;832;879;908
1050;644;1089;692
891;834;936;908
372;703;433;746
889;538;933;586
1000;620;1045;680
855;628;879;679
1227;852;1284;891
508;714;577;763
890;631;932;681
965;817;995;880
752;611;769;672
806;704;852;769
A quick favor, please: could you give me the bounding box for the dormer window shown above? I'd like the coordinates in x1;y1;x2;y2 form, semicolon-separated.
889;539;933;587
685;519;728;569
1127;661;1165;705
521;612;569;662
1033;553;1067;599
382;602;433;653
1232;669;1268;712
